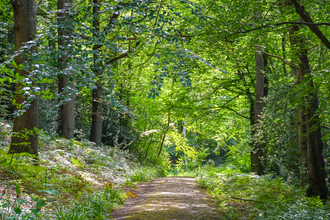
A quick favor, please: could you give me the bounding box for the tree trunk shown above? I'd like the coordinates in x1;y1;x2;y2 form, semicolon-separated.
300;52;328;200
298;102;307;183
9;0;38;156
90;82;103;143
251;50;264;175
57;0;75;139
90;0;103;144
289;26;308;184
289;25;328;200
158;110;170;157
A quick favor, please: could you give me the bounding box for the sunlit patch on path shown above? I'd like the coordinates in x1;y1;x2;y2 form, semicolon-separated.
111;177;223;220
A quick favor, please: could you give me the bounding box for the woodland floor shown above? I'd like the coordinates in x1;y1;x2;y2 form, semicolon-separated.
111;177;225;220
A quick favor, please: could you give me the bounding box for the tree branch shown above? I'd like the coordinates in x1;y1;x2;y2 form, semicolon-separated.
258;50;292;67
236;21;330;34
106;41;141;65
225;106;250;120
290;0;330;50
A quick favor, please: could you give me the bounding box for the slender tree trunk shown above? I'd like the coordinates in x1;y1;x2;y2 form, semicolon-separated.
251;50;264;175
298;100;307;184
57;0;75;139
282;35;288;75
182;121;187;169
144;134;154;160
158;110;170;157
9;0;38;156
139;134;152;161
289;25;328;200
90;0;103;143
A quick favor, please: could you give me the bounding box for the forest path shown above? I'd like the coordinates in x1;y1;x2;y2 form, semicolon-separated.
111;176;224;220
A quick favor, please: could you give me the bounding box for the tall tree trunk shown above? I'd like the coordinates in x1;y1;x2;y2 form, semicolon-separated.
57;0;75;139
290;25;328;200
251;50;264;175
297;98;307;184
9;0;38;156
90;0;103;144
289;26;308;185
300;53;328;200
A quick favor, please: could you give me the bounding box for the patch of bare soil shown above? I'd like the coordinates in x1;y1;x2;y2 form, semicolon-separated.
111;177;224;220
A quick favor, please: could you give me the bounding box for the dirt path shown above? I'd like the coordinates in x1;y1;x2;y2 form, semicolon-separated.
111;177;224;220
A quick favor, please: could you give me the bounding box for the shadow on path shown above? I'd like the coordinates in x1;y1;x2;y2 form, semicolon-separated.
111;177;224;220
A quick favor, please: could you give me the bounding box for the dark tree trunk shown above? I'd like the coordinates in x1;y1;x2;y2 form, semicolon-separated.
57;0;75;139
90;82;103;143
9;0;38;156
300;52;328;200
290;25;328;200
90;0;103;144
251;51;264;175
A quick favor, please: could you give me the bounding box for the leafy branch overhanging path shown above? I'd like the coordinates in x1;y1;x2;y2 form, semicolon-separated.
111;177;223;220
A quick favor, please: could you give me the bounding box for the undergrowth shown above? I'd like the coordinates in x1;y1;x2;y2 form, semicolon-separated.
3;117;329;220
54;186;126;220
0;121;167;219
197;165;330;220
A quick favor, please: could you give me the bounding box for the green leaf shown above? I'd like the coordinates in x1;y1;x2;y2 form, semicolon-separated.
36;199;45;208
38;188;59;195
15;185;21;195
18;199;27;204
11;60;18;68
30;208;40;215
14;207;22;214
7;70;15;78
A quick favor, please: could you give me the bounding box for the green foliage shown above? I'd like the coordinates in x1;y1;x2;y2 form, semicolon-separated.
225;138;251;172
0;183;58;219
1;0;330;217
127;165;167;184
54;187;125;220
0;130;142;218
71;156;86;169
101;100;135;150
198;166;330;219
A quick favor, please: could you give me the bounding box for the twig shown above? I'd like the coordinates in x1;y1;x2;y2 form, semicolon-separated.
106;41;141;64
36;0;43;10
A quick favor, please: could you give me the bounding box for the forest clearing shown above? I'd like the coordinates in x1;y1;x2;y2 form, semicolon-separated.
1;0;330;219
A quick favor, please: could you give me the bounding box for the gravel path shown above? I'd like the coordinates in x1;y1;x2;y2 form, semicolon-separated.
111;177;224;220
